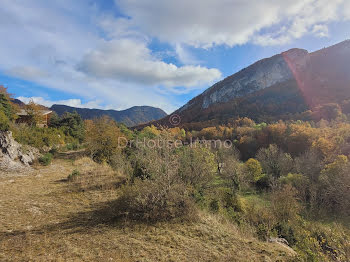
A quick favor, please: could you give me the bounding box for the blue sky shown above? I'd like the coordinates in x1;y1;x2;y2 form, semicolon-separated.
0;0;349;113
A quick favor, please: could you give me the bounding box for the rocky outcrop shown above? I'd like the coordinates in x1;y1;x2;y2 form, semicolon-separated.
0;131;39;172
200;52;300;109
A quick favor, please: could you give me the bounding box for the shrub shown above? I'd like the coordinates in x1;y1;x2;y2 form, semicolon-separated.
109;153;132;177
220;188;242;212
116;175;196;222
317;155;350;217
209;199;220;213
0;110;10;131
273;222;297;246
257;144;294;178
85;117;126;163
11;125;66;149
279;173;310;203
49;146;58;155
68;157;125;191
116;140;199;222
178;146;217;190
270;184;301;223
67;169;81;181
39;153;53;166
217;147;243;191
0;88;15;121
49;111;85;143
244;158;263;182
255;174;271;191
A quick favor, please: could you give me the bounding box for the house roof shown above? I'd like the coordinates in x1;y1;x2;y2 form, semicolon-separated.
17;109;53;116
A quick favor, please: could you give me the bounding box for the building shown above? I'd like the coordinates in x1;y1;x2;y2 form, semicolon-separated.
16;109;53;128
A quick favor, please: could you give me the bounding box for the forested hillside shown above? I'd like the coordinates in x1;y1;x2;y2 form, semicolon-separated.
51;104;167;127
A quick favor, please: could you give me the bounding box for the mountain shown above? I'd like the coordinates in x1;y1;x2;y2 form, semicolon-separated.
153;40;350;129
11;99;25;107
50;104;167;127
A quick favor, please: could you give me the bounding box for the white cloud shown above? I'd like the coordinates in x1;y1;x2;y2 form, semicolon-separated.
78;39;221;87
312;25;329;37
117;0;350;47
16;96;103;109
0;0;220;113
175;44;201;65
6;66;48;81
344;1;350;19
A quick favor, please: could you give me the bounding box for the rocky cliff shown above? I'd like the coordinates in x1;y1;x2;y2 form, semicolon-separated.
0;131;39;173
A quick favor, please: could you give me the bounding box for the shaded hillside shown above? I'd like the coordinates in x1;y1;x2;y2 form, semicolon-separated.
51;104;167;127
152;40;350;129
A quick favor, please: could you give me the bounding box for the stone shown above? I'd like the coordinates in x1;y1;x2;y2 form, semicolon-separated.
0;131;40;173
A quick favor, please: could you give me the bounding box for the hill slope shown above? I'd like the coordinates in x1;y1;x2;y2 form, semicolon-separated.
154;40;350;128
0;158;296;261
51;104;167;127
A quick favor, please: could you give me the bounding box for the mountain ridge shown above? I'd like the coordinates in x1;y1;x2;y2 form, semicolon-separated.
50;104;167;127
149;40;350;129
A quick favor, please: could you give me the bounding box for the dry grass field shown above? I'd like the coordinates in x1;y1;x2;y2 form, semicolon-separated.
0;158;296;261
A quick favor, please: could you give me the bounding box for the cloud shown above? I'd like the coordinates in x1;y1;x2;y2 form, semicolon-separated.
344;1;350;19
117;0;350;47
312;25;329;38
78;39;221;88
6;66;48;81
0;0;220;113
16;96;103;109
175;44;202;65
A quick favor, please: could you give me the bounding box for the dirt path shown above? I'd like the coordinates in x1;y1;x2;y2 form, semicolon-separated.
0;160;77;233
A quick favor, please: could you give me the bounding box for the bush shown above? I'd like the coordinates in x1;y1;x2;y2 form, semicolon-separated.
257;144;294;178
49;111;85;143
209;199;220;213
273;222;297;246
49;146;58;155
220;189;242;212
116;175;196;222
244;158;263;182
255;174;271;191
270;184;301;223
178;146;217;190
67;169;80;181
39;153;53;166
11;125;66;149
116;140;199;222
68;157;125;191
85;117;126;163
0;110;10;131
65;142;78;151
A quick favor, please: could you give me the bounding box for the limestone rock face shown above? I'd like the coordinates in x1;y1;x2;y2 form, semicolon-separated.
200;49;310;109
0;131;40;172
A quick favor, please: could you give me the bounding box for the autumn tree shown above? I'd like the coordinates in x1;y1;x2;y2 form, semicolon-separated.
85;116;126;163
178;146;217;190
256;144;294;178
0;86;14;130
24;100;44;126
271;184;301;223
317;155;350;216
244;158;263;182
217;147;242;190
